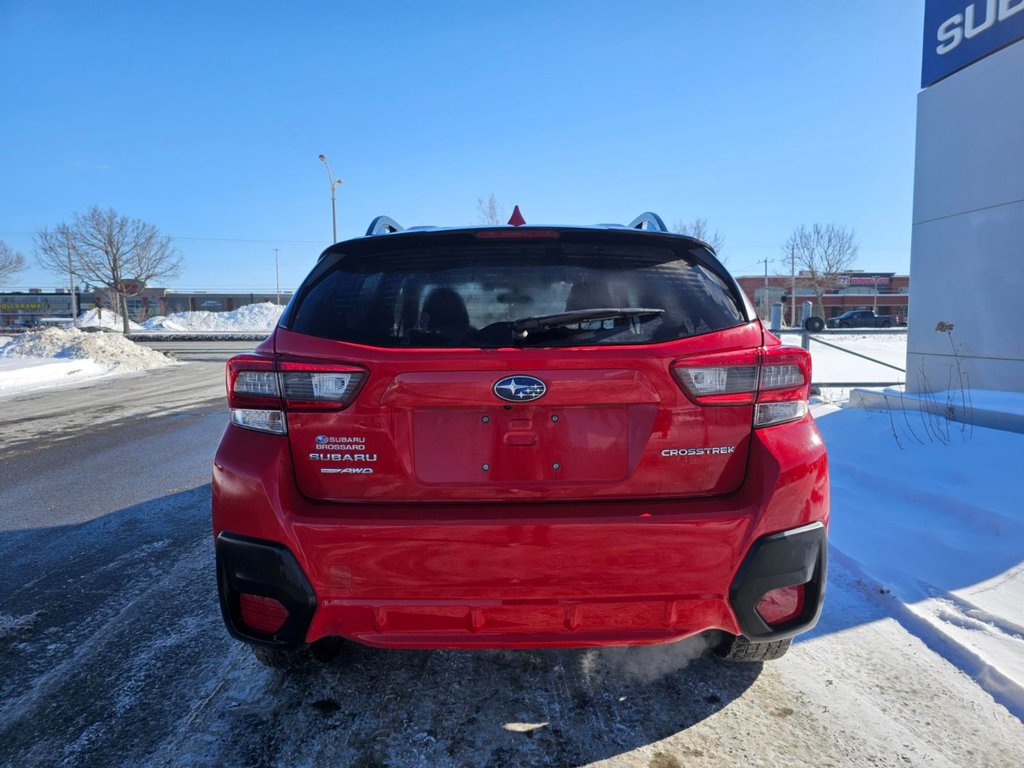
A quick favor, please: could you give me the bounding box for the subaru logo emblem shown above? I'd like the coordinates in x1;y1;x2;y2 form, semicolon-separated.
493;375;547;403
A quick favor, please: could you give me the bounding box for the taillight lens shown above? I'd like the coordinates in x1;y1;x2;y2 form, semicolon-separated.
227;355;279;409
671;350;759;405
758;349;811;402
225;355;367;434
672;346;810;428
278;360;366;410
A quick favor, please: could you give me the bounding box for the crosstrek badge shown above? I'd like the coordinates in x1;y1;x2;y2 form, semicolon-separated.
661;446;736;457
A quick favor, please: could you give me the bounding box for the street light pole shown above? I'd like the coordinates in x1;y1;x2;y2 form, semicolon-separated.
318;154;344;243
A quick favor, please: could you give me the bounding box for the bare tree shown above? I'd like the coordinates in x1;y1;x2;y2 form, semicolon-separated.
476;193;505;225
782;223;858;319
0;241;26;286
35;206;181;333
674;218;725;260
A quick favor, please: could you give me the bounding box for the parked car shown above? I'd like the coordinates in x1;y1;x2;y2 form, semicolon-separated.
212;211;829;670
826;310;904;329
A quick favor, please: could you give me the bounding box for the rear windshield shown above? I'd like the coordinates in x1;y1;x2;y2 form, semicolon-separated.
287;242;746;348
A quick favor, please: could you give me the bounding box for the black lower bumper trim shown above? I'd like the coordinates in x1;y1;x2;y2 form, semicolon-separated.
729;521;827;640
216;532;317;649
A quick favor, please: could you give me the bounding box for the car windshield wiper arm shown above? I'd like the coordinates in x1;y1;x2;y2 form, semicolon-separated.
512;307;664;335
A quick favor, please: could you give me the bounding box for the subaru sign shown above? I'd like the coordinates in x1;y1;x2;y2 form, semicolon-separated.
922;0;1024;87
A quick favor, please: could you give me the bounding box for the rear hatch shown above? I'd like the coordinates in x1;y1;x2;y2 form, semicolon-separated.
275;227;761;503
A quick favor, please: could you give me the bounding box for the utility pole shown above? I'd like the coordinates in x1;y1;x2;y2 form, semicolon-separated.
273;248;281;305
64;232;78;327
318;154;344;243
757;257;772;320
789;245;797;327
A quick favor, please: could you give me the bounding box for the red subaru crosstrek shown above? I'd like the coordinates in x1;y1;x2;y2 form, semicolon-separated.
212;212;828;669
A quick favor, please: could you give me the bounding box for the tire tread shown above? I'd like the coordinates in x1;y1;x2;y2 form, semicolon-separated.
716;635;792;662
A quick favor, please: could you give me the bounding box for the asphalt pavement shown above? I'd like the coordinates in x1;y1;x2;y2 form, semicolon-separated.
1;345;1022;767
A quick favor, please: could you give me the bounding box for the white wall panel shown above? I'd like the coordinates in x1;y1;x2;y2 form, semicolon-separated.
913;40;1024;225
908;38;1024;394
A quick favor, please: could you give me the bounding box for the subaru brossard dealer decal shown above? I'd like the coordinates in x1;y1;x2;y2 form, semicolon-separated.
493;375;547;402
310;434;377;474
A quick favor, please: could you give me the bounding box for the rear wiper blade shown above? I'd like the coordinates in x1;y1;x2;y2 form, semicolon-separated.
512;307;664;335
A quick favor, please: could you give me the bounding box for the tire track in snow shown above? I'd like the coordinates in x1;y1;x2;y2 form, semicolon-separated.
830;547;1024;722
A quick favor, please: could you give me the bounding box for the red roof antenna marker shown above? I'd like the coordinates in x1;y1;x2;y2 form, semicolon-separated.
507;205;526;226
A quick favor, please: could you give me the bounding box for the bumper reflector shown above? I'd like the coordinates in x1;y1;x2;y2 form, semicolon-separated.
756;584;806;626
240;594;289;634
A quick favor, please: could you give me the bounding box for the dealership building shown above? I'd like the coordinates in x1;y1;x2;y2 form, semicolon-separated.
908;0;1024;393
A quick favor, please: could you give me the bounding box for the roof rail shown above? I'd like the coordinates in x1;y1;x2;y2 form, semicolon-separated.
626;212;668;233
365;215;404;236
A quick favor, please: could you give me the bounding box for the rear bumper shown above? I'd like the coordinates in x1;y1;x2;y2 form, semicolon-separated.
216;520;827;649
213;415;829;650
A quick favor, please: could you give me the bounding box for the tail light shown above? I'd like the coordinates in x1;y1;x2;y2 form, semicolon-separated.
225;354;367;434
239;593;289;634
278;360;366;410
756;584;806;626
671;350;760;405
672;346;811;428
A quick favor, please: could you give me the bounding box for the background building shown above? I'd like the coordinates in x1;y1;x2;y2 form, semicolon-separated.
0;288;292;327
735;271;910;324
0;290;78;327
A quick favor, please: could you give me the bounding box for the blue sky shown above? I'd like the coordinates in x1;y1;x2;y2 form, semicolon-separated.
1;1;924;291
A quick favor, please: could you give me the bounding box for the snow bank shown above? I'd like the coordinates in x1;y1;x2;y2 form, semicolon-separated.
814;406;1024;716
1;327;171;370
0;328;174;398
76;308;144;332
0;328;174;397
140;302;284;333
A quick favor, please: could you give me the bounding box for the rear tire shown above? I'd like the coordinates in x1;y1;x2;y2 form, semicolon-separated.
715;634;792;662
881;320;892;328
250;638;344;670
251;645;313;670
804;316;825;333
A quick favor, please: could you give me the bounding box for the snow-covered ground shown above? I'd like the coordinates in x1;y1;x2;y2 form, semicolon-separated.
0;327;174;398
0;358;109;396
812;402;1024;719
139;302;284;332
777;330;907;392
